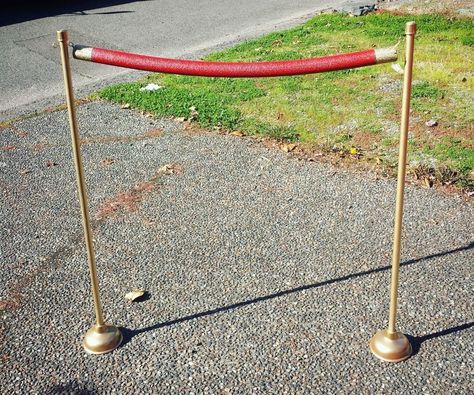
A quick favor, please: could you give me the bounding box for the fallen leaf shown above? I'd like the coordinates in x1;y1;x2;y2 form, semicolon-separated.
189;106;199;120
121;103;131;109
175;117;186;122
46;160;58;168
125;289;145;302
423;177;433;188
231;131;245;137
349;147;357;155
100;158;114;166
159;164;174;173
20;169;31;175
281;143;296;152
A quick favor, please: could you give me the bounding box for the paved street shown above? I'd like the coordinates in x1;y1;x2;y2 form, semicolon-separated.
1;102;472;393
0;0;363;121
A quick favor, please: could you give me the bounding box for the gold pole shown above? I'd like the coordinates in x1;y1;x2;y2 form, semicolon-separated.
57;30;122;354
369;21;416;363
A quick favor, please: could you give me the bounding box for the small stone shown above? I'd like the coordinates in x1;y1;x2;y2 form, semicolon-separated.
425;119;438;127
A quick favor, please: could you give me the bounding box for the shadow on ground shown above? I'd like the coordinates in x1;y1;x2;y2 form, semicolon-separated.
408;322;474;356
45;380;96;395
118;241;473;354
1;0;149;26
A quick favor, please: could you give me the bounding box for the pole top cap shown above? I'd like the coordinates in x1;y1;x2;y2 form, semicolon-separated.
405;21;416;35
57;30;68;41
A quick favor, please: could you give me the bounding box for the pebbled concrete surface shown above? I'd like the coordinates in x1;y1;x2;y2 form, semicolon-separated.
0;102;473;393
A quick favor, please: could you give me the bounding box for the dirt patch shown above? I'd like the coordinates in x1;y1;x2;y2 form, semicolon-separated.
351;131;381;150
81;127;163;145
377;0;474;16
96;164;182;220
0;145;16;151
0;299;20;311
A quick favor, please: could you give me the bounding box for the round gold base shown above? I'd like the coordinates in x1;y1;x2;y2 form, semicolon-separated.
83;324;123;354
370;329;412;362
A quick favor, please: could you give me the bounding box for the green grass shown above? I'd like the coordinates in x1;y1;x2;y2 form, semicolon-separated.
97;12;474;191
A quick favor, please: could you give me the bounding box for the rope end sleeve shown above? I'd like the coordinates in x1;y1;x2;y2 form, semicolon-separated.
374;47;398;64
73;45;93;61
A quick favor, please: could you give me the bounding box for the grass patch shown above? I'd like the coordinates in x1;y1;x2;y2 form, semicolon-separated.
97;12;474;191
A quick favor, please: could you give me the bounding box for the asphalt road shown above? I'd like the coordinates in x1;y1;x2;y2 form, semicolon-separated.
0;0;366;121
0;102;472;393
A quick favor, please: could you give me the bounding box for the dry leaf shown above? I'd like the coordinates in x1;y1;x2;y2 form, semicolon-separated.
101;158;114;166
189;106;199;120
20;169;31;175
46;160;58;168
281;143;296;152
121;103;131;109
159;164;174;173
175;117;186;122
125;289;145;302
423;177;433;188
231;131;245;137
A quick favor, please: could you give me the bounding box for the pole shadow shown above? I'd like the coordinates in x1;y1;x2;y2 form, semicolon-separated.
119;241;473;348
407;322;474;356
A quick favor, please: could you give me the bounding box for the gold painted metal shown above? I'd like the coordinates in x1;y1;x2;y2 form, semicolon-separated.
57;30;122;354
370;21;416;363
83;324;123;355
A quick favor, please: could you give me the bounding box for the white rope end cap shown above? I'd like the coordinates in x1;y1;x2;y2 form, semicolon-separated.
73;46;93;61
375;47;398;64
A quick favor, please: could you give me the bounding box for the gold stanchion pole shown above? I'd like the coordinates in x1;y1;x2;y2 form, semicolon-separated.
370;21;416;363
57;30;122;354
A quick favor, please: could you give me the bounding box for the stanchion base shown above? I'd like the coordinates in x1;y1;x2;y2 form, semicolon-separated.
83;324;122;354
370;329;412;362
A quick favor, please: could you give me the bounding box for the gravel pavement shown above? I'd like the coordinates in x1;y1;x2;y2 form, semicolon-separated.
0;102;473;394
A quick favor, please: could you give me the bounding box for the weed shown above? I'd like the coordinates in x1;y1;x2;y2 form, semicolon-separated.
412;81;444;99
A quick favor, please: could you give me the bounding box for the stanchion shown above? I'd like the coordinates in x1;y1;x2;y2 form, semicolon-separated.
59;21;415;361
370;21;416;362
57;30;122;354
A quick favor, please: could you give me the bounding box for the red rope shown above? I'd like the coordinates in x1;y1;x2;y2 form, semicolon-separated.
76;46;378;77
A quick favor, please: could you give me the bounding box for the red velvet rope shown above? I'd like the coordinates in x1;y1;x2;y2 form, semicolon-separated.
82;47;377;77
